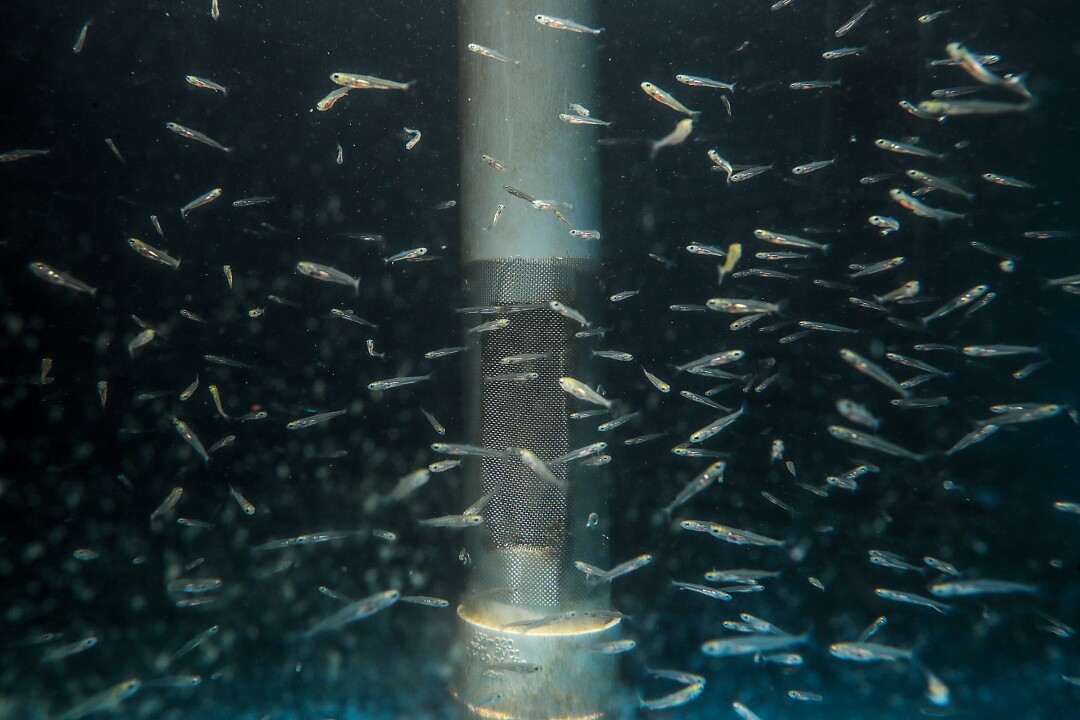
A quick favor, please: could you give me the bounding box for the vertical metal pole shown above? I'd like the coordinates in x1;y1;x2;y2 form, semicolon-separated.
454;1;622;718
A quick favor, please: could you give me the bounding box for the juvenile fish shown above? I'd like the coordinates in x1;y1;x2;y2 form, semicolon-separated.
180;187;222;220
166;122;232;153
829;641;914;662
29;262;97;297
874;138;945;161
828;425;927;462
639;682;705;711
534;14;604;34
701;632;808;657
53;678;141;720
329;73;414;90
467;43;519;65
171;417;209;463
875;588;952;614
286;409;347;430
368;374;432;391
929;578;1038;597
559;377;612;409
302;589;401;637
640;82;700;118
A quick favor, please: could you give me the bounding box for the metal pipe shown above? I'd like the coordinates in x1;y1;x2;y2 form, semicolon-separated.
454;1;621;718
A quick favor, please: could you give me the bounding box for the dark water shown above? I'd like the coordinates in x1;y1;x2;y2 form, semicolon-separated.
1;1;1079;719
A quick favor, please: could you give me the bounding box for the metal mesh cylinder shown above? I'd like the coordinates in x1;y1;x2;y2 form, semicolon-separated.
462;258;606;609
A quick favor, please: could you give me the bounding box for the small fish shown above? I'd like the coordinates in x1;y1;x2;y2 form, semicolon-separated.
829;641;914;663
384;247;428;264
835;1;874;36
642;367;671;393
286;409;347;430
840;348;909;397
41;636;98;663
548;300;588;326
329;73;414;91
650;118;694;158
53;678;141;720
792;157;836;175
232;195;275;207
127;328;156;358
128;238;180;269
850;256;906;278
432;442;509;459
946;424;1001;456
185;75;228;96
789;80;841;90
534;14;604;35
515;448;565;490
368;374;432;392
207;384;229;420
639;682;705;711
918;98;1033;117
828;425;926;462
610;290;640;302
72;19;92;54
921;284;989;324
753;228;830;253
180;187;223;220
315;86;351;111
962;344;1042;358
172;417;209;464
868;215;900;235
418;514;484;528
982;172;1034;189
425;346;467;359
875;588;952;614
468;318;510;334
823;47;866;59
701;632;808;657
789;690;823;702
228;485;255;515
593;638;637;654
875;138;945;161
301;589;401;638
918;10;950;23
676;74;736;91
906;169;975;201
210;0;220;20
706;297;785;315
640;82;699;118
150;487;184;523
104;137;125;164
717;243;743;285
467;43;519;65
297;261;360;293
672;581;733;602
166;122;232;153
730;164;775;183
29;262;96;297
559;377;612;409
708;523;784;548
899;99;945;122
0;148;52;162
558;113;612;126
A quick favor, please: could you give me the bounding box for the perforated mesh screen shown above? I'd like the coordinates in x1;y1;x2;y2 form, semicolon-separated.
462;257;606;609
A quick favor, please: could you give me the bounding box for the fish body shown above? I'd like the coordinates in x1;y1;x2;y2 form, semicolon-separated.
330;73;414;90
534;14;604;34
166;122;232;153
29;262;96;297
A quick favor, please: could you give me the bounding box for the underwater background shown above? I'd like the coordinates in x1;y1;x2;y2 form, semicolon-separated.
1;1;1079;718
